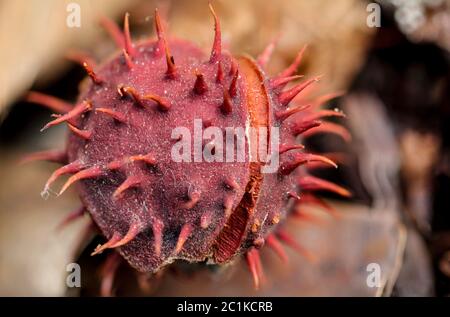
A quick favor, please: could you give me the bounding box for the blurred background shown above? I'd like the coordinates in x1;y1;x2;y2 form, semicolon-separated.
0;0;449;296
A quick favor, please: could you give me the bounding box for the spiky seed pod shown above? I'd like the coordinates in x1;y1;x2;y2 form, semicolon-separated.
24;5;351;290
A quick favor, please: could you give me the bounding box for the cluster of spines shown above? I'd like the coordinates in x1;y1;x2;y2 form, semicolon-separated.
233;36;351;289
22;4;352;294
